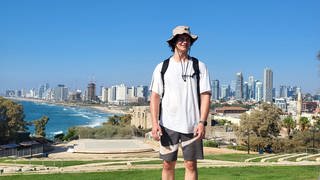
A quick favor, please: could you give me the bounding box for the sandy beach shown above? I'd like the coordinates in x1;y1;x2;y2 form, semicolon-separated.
6;97;130;115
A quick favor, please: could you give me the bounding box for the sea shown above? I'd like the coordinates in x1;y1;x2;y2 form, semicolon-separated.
16;100;114;139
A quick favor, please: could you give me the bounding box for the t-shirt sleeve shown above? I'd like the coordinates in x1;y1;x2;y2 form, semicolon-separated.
199;62;212;94
149;63;163;96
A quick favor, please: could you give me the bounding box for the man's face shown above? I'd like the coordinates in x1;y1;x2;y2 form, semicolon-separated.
175;34;191;53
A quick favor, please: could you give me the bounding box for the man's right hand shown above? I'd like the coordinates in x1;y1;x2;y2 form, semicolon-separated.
151;124;162;141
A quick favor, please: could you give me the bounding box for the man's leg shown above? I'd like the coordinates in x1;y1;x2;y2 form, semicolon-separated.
181;134;203;180
159;126;180;180
184;160;197;180
162;160;176;180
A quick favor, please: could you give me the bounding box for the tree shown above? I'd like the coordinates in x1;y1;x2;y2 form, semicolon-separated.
105;115;120;126
299;117;310;132
314;116;320;129
63;127;78;141
0;97;27;141
33;116;49;137
238;103;282;151
104;114;132;127
283;116;295;138
119;114;131;126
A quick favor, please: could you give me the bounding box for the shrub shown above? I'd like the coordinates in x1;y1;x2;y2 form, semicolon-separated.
204;140;219;147
227;145;248;151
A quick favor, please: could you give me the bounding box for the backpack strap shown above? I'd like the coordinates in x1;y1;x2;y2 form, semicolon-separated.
160;58;170;98
159;58;170;120
191;57;201;110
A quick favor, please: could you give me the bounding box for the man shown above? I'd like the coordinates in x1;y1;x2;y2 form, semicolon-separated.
150;26;211;180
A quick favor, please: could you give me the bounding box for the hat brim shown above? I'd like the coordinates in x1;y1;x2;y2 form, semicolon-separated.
167;33;198;44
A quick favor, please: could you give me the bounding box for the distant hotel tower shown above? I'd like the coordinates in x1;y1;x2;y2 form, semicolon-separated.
212;80;220;100
263;68;273;103
87;82;96;102
235;72;243;100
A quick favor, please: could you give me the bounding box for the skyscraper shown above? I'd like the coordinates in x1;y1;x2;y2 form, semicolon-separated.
212;80;220;100
279;85;288;98
248;76;255;99
38;85;45;99
136;85;148;99
116;84;127;103
263;68;273;103
54;84;68;101
255;81;263;102
87;82;96;102
101;87;108;102
243;82;249;101
235;72;243;100
220;84;230;100
108;86;117;102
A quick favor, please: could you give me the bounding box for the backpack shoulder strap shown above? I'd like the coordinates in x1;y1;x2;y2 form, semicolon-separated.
160;58;170;98
159;58;170;120
191;57;201;110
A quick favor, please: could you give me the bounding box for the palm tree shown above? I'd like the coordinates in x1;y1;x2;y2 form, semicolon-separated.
283;116;295;138
299;117;310;131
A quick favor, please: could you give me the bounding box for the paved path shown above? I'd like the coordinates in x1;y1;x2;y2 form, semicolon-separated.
1;157;320;176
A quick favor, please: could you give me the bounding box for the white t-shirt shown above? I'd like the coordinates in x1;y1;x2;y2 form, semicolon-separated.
149;57;211;134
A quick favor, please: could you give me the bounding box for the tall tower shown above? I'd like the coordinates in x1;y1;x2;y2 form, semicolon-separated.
263;68;273;103
255;81;263;102
212;79;220;100
87;82;96;102
235;72;243;100
248;76;255;99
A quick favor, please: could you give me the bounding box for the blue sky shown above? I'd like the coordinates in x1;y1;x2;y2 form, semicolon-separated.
1;0;319;94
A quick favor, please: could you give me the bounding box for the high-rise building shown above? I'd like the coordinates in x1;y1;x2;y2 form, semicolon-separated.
54;84;68;101
255;81;263;102
287;86;298;98
87;82;96;102
38;85;45;99
116;84;127;102
211;80;220;100
243;82;249;101
69;90;82;102
263;68;273;103
127;86;136;99
279;85;288;98
108;86;117;102
248;76;255;99
136;85;148;99
15;90;22;97
101;87;108;102
45;83;50;91
220;84;230;100
235;72;243;100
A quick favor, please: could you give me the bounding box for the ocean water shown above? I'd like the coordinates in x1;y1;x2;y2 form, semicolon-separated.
17;101;113;139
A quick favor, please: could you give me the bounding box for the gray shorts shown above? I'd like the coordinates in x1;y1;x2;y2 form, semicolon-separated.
159;126;204;162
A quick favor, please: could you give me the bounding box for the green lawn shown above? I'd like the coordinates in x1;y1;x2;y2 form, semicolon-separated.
0;159;123;167
1;166;319;180
204;153;260;162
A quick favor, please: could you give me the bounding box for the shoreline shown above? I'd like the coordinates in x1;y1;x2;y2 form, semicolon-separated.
6;97;130;115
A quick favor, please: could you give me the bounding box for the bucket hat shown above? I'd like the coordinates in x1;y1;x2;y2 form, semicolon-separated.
167;26;198;45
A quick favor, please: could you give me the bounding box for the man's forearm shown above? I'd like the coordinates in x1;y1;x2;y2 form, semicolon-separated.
200;92;211;121
150;92;160;125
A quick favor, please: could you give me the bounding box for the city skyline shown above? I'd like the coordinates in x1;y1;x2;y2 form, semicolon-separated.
1;1;319;94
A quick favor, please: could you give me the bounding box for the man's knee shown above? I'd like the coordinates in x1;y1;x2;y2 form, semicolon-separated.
163;161;176;171
184;160;197;171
